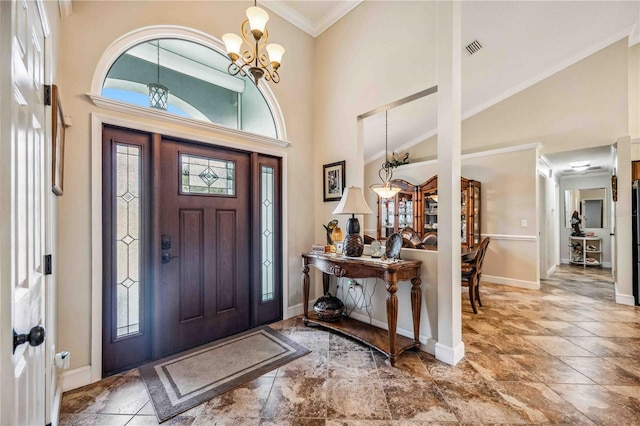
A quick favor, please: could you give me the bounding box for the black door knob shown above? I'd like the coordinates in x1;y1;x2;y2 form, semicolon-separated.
13;325;46;353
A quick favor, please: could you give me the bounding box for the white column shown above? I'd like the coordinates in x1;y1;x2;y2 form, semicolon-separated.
615;136;634;305
435;0;464;365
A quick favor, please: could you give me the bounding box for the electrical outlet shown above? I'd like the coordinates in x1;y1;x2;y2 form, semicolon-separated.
521;219;528;227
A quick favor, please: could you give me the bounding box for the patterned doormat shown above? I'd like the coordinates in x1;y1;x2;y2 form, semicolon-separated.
138;326;310;422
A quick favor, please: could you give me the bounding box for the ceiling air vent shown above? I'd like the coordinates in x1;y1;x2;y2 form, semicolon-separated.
465;39;483;56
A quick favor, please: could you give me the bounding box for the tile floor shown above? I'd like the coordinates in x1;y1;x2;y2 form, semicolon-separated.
60;265;640;425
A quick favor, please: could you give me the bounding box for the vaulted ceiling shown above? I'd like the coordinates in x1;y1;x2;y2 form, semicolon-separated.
260;1;638;164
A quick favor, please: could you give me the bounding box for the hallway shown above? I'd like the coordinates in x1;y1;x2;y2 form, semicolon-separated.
59;265;640;425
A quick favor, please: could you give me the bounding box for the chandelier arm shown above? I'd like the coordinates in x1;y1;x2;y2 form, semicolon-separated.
257;27;270;68
240;20;257;65
227;62;249;78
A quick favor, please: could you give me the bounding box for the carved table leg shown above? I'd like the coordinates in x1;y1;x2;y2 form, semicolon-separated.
322;272;330;295
386;274;399;366
302;264;310;325
411;277;422;345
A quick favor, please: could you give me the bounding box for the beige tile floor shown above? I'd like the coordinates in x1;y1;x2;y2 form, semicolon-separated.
60;265;640;425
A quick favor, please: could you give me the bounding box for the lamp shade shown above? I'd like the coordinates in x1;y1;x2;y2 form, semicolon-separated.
372;185;401;199
222;33;243;56
246;6;269;34
266;43;285;65
332;187;374;215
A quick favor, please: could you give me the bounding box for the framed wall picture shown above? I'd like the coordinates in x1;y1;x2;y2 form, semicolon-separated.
323;160;345;202
51;84;66;196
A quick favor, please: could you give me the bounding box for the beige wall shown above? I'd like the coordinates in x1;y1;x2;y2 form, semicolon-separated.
630;43;639;140
57;1;314;370
363;38;629;288
314;1;437;236
367;148;539;286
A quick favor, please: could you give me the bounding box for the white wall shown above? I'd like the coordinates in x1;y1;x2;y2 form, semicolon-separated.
57;1;315;372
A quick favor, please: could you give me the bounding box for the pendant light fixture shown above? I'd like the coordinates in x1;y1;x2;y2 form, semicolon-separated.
370;111;401;199
148;40;169;110
222;0;285;85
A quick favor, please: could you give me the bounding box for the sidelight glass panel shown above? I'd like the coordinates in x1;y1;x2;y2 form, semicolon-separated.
180;153;235;195
261;166;275;302
115;144;141;338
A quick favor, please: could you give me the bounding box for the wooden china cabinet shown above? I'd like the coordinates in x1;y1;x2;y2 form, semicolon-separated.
376;176;481;249
376;179;418;240
418;176;481;249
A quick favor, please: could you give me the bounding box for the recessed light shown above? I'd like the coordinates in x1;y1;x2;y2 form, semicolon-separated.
569;160;590;168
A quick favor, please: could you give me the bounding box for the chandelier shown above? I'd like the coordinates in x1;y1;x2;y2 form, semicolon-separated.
147;40;169;110
222;0;285;85
370;111;401;199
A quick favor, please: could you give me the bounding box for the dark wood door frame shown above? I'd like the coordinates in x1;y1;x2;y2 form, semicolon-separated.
103;125;283;373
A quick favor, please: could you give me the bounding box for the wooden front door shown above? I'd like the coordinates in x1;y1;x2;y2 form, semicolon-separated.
102;126;282;375
155;138;252;357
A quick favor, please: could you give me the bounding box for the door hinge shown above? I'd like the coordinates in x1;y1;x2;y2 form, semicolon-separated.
44;85;52;106
44;254;52;275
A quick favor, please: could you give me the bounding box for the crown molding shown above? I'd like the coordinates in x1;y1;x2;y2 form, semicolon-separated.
260;1;362;38
58;0;72;18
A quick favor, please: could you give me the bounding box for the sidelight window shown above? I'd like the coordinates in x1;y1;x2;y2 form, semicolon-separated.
115;144;142;337
261;165;275;302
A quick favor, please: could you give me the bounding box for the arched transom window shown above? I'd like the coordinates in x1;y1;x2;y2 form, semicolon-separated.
102;38;277;138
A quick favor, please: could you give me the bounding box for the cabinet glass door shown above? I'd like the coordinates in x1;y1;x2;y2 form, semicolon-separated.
398;194;413;229
381;198;395;239
423;193;438;233
461;189;468;244
473;185;480;245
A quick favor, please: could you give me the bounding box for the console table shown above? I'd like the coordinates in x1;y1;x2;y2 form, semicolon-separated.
301;253;422;366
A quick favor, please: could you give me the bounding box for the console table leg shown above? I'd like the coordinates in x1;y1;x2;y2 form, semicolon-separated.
386;280;399;366
302;265;310;325
411;277;422;345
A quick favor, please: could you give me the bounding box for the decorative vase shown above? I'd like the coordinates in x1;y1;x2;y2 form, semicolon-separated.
313;292;344;322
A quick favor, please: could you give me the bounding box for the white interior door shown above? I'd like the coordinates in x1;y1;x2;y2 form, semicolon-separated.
0;1;47;424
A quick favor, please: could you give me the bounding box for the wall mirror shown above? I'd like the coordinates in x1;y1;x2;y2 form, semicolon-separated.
564;188;607;229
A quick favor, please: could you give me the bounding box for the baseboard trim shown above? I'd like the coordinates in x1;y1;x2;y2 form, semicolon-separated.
614;282;636;306
545;264;557;279
288;305;436;348
60;366;92;392
286;301;315;318
51;384;62;426
419;338;438;356
481;275;539;290
435;341;465;366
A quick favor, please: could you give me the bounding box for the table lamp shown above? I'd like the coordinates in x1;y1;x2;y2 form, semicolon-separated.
332;187;374;257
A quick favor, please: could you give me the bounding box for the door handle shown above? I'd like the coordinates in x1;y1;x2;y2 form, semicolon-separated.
162;252;179;264
13;325;46;353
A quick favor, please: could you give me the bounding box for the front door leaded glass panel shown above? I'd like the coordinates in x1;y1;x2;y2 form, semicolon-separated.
261;166;275;302
115;144;141;338
180;153;235;196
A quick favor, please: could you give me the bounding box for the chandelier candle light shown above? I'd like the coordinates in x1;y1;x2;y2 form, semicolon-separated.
222;0;285;85
370;111;401;199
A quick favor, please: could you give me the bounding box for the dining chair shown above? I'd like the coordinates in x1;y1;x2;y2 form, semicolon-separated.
461;237;490;313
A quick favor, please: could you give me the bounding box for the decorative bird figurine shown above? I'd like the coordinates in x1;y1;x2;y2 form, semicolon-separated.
323;220;339;245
